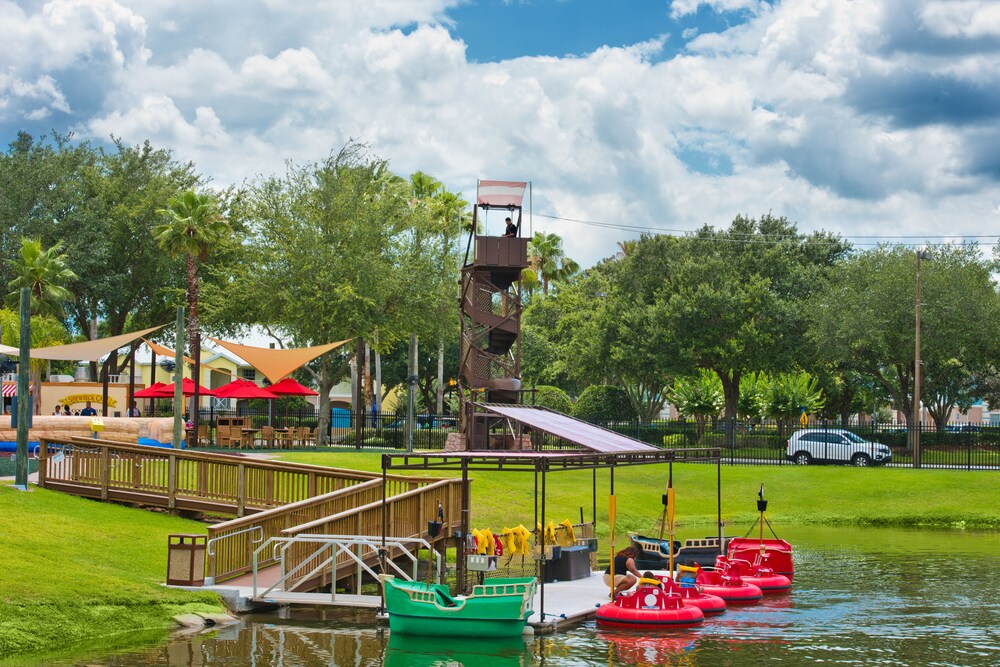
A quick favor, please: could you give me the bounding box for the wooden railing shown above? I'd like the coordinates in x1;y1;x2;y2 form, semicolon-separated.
280;477;463;592
37;437;383;516
206;473;446;583
36;436;466;592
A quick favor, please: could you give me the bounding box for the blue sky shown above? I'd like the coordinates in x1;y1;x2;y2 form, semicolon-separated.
1;0;998;266
446;0;746;63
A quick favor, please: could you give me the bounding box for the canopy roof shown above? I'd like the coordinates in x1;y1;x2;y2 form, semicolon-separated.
207;337;351;384
267;377;318;396
28;325;165;361
133;382;167;398
477;180;527;209
0;344;18;356
213;378;278;400
150;378;215;397
478;403;658;454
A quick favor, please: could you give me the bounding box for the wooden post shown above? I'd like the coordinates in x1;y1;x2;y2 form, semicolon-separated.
237;463;246;517
37;440;47;488
100;446;110;501
168;455;177;510
100;355;111;416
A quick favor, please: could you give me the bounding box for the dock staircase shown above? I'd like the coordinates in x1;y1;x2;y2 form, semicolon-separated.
34;437;463;604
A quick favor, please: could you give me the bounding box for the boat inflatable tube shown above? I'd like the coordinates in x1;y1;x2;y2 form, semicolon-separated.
596;582;705;629
695;559;764;605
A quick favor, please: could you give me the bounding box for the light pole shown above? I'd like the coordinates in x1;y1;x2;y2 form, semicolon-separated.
914;249;932;468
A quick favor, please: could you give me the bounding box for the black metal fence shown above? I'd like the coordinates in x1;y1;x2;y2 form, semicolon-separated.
590;418;999;470
190;407;457;450
182;406;998;469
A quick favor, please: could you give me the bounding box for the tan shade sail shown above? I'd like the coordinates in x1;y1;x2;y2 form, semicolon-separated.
29;325;166;361
143;339;232;376
0;344;19;356
208;337;351;384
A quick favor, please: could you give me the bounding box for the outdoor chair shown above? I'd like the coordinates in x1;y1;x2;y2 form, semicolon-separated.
296;426;312;447
197;424;211;447
276;428;296;449
259;426;276;449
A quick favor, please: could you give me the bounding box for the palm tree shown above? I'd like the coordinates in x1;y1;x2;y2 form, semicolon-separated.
430;188;469;414
528;232;578;296
155;190;230;432
616;239;637;258
6;239;78;316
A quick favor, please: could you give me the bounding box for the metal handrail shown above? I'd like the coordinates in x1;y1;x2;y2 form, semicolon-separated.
205;525;265;585
252;534;441;603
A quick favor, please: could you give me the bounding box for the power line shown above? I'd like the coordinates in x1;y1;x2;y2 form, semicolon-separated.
533;212;1000;247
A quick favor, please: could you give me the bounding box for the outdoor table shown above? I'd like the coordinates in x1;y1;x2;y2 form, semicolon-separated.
240;428;260;448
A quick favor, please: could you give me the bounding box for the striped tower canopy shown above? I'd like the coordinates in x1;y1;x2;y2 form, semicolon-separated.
2;383;17;397
477;180;527;208
27;325;165;361
207;337;351;384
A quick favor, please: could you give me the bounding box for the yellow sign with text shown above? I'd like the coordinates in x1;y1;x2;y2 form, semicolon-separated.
59;394;117;408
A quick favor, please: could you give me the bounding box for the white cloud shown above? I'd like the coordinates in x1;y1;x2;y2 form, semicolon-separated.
919;1;1000;39
2;0;998;267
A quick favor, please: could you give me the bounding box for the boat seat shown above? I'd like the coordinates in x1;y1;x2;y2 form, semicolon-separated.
436;589;459;608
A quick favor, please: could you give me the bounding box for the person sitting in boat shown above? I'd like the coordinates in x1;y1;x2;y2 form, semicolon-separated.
604;546;642;596
677;563;699;589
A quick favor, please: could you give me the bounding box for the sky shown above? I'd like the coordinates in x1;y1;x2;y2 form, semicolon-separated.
2;0;999;267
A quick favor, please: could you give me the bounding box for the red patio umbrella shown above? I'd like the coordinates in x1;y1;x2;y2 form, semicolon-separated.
267;377;319;397
212;379;279;400
133;382;168;398
267;377;318;428
151;377;216;397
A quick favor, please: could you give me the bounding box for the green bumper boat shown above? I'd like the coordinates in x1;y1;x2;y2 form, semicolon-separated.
382;576;537;638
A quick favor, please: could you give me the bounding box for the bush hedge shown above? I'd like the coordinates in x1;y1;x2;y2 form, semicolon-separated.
571;385;633;422
532;385;573;414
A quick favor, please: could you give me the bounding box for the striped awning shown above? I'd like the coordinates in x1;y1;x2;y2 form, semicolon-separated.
477;180;527;208
2;383;18;397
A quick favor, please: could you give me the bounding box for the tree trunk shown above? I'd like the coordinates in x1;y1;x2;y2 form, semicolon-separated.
187;254;201;446
364;342;373;416
375;346;382;413
716;369;741;448
436;338;444;416
316;360;332;446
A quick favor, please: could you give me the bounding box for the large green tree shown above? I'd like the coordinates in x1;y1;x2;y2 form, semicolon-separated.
231;143;437;444
812;243;1000;435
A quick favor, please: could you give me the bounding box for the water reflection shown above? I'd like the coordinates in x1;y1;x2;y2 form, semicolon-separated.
29;526;1000;667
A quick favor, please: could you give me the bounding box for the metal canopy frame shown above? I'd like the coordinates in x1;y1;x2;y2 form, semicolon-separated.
380;446;723;626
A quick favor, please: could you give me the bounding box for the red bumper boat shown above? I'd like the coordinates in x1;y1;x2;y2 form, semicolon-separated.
597;578;705;629
694;558;763;605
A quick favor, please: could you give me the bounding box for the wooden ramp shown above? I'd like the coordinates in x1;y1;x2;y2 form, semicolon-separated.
35;436;463;597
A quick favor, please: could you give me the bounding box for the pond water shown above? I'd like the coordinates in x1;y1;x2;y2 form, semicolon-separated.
27;526;1000;666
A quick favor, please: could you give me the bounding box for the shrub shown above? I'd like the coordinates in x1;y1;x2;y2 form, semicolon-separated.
662;434;686;448
571;385;633;422
532;385;573;414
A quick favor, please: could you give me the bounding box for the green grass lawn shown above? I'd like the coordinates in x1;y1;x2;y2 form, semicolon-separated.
274;451;1000;536
0;483;222;661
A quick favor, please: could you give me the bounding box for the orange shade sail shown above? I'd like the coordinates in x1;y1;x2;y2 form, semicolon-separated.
207;337;351;384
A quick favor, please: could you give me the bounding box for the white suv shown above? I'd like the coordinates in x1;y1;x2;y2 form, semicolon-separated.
785;429;892;466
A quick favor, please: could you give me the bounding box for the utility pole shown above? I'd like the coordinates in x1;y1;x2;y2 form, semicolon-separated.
914;250;931;469
14;288;30;490
173;306;184;449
